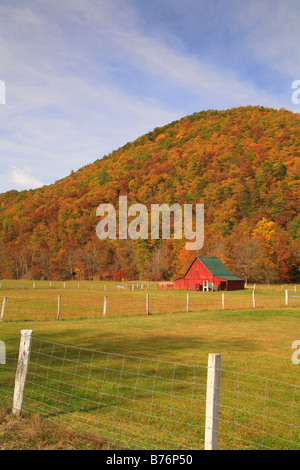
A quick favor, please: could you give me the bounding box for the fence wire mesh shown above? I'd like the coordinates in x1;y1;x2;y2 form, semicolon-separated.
0;336;19;406
218;369;300;450
17;338;208;450
0;284;299;322
1;336;299;450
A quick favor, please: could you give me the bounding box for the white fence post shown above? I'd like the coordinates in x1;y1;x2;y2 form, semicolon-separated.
146;294;150;315
12;330;33;417
252;290;255;308
285;290;288;307
57;294;61;320
0;296;7;322
103;295;107;317
205;353;221;450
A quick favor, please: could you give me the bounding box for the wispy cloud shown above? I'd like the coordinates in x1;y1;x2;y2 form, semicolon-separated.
0;0;299;193
11;167;43;190
236;0;300;76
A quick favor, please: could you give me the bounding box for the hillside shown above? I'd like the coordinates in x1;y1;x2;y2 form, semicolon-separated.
0;105;299;282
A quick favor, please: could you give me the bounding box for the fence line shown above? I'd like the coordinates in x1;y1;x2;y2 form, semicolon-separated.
0;288;299;322
0;280;152;291
1;332;299;450
0;279;299;292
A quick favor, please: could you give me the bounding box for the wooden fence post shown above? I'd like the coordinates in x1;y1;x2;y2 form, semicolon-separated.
12;330;33;417
0;296;7;322
146;294;150;315
57;294;61;320
205;353;221;450
252;290;255;308
285;290;288;307
103;295;107;317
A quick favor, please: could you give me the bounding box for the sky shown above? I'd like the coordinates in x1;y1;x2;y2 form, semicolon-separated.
0;0;299;193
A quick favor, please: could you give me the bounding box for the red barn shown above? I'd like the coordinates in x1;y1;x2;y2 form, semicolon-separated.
174;256;244;291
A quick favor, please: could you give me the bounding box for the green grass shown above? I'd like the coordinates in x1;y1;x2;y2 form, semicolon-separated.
0;280;299;321
0;283;300;450
2;306;299;379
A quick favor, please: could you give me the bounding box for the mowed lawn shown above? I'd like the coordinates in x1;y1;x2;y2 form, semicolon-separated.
1;283;300;450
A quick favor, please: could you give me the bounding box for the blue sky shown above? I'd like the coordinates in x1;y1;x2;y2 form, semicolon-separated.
0;0;299;193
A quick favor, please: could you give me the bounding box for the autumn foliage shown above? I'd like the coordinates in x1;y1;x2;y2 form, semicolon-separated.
0;106;299;282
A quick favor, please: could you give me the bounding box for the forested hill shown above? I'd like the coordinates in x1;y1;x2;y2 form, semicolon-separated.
0;105;299;282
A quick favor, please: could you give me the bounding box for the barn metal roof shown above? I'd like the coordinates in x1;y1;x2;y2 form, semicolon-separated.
197;256;244;281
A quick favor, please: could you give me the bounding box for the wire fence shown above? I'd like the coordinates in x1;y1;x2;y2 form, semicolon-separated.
1;334;300;450
1;279;299;293
0;335;19;406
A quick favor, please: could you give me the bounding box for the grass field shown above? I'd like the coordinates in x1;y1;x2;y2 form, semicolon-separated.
0;281;300;450
0;280;299;321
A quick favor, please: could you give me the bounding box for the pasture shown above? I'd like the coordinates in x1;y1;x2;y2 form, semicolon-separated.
0;280;300;450
0;279;299;321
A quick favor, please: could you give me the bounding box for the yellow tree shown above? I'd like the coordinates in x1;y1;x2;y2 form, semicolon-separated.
252;218;279;282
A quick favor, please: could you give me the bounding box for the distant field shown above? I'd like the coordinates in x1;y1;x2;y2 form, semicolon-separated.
1;281;300;450
0;280;299;322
